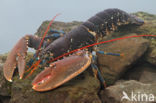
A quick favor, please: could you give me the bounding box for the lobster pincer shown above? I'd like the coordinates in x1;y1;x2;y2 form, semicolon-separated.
32;50;92;91
3;35;43;81
32;50;123;91
3;32;63;82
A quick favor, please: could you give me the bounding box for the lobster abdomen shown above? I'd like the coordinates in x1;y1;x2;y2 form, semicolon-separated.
83;8;143;37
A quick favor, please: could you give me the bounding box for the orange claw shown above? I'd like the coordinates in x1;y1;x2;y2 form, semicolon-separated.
3;36;28;81
3;34;43;82
32;50;92;91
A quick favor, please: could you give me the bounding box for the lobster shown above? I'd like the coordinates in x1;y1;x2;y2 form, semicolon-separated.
3;8;144;91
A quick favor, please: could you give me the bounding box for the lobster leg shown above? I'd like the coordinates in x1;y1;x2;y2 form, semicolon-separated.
3;35;47;81
91;50;124;88
49;29;65;34
91;63;106;88
97;51;124;56
44;29;65;41
91;51;106;88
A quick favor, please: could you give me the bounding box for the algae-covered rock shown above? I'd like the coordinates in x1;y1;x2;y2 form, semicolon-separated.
145;39;156;65
97;34;149;85
0;66;11;96
133;12;156;22
132;12;156;65
0;53;7;63
35;21;82;37
133;12;156;35
0;57;11;96
10;68;101;103
0;55;11;103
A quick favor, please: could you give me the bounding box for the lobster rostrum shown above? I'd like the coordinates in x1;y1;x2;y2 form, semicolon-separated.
3;8;144;91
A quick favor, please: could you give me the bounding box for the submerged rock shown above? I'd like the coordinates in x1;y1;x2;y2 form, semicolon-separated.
0;96;10;103
0;60;11;96
123;62;156;84
10;69;101;103
0;57;11;103
145;39;156;65
100;80;156;103
35;21;82;37
97;34;149;85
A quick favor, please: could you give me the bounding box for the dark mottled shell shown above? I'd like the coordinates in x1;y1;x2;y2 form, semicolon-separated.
40;8;143;58
83;8;132;37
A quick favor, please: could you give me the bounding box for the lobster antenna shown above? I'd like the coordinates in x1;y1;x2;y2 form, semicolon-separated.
48;34;156;63
36;13;61;56
25;34;155;79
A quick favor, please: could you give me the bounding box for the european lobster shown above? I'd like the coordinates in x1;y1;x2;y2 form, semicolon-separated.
3;8;144;91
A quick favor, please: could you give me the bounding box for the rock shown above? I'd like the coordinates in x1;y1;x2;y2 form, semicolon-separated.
35;21;82;37
123;62;156;84
133;12;156;35
0;56;11;103
0;54;7;63
0;96;10;103
145;39;156;65
133;12;156;21
0;61;11;96
128;12;156;65
10;68;101;103
97;34;150;85
100;80;156;103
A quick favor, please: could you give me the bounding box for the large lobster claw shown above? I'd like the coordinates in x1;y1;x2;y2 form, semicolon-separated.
3;36;28;81
3;35;42;82
32;50;92;91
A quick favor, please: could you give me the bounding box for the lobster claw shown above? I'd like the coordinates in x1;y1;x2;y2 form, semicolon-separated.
3;36;28;82
32;50;92;91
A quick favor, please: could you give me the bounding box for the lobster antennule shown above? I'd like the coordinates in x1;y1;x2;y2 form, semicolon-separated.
32;50;92;91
